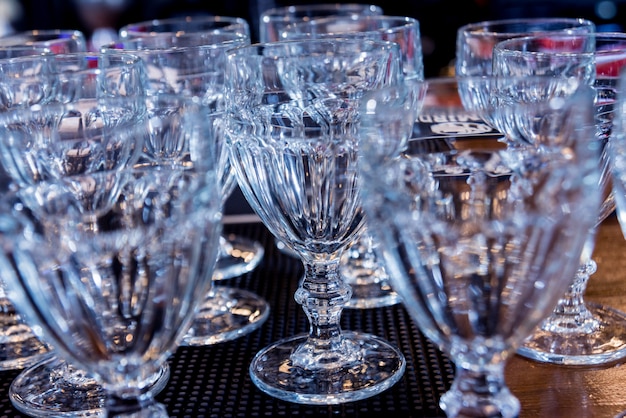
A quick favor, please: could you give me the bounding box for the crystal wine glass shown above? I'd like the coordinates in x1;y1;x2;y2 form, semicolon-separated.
104;31;270;345
258;2;384;262
225;38;406;404
0;39;90;372
358;75;601;417
491;32;626;365
278;14;424;309
258;3;383;43
0;52;166;417
0;97;222;416
455;17;596;77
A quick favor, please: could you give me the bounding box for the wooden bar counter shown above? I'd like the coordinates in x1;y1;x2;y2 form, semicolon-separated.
507;214;626;418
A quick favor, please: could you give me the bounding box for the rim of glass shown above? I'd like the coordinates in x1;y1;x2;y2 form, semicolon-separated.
458;17;596;37
119;15;250;37
261;3;383;19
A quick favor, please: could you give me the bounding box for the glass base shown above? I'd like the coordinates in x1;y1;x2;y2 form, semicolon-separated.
0;323;49;371
249;331;405;405
0;299;50;371
517;302;626;365
9;355;170;417
182;286;270;346
342;270;401;309
214;234;264;281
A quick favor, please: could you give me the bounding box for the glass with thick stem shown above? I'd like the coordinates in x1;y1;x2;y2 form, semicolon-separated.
278;14;423;309
491;32;626;365
225;38;408;405
358;76;601;417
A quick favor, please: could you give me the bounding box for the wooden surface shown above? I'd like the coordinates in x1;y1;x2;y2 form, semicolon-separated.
507;214;626;418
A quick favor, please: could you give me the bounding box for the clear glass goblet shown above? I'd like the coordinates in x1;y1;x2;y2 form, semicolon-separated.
104;32;270;345
258;3;383;43
1;94;222;417
0;40;91;371
358;76;601;418
258;2;384;265
4;166;221;417
455;17;596;77
492;32;626;365
278;14;423;309
0;55;157;416
225;38;406;404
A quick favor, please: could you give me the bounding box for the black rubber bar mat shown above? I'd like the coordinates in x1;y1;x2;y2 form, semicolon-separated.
0;221;454;418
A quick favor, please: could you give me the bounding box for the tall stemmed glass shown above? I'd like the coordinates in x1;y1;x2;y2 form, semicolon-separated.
258;3;383;43
258;2;383;261
455;17;596;77
104;32;270;345
225;38;406;404
279;14;423;309
0;95;223;417
491;32;626;365
358;76;601;417
0;52;160;418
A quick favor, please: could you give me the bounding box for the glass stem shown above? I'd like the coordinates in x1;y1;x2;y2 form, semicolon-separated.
291;256;353;369
540;258;599;334
442;361;519;418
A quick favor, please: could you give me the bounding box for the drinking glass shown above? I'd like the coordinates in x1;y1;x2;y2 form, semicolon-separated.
225;38;406;404
1;106;222;417
0;29;87;54
2;94;222;417
279;14;423;308
455;17;596;77
492;32;626;365
258;3;383;43
104;32;270;345
0;53;161;417
358;76;601;417
0;39;90;371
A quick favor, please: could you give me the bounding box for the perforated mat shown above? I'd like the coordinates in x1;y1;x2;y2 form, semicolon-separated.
0;221;454;418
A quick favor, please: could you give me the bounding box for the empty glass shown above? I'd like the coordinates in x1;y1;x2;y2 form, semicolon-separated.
1;94;223;417
492;32;626;365
358;76;601;417
279;14;423;309
0;52;162;417
0;39;91;372
225;38;407;404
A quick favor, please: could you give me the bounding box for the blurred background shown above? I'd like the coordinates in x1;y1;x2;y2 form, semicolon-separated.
2;0;626;77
